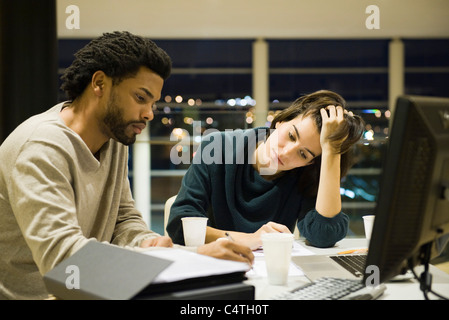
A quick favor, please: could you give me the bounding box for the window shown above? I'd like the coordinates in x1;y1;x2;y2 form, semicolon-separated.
58;38;449;236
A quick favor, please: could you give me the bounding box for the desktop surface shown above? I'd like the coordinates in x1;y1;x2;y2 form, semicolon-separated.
244;238;449;300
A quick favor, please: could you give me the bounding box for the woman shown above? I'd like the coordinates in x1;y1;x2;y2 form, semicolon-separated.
167;90;365;249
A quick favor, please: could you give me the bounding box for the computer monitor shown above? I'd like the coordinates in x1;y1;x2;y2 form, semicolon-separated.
364;95;449;289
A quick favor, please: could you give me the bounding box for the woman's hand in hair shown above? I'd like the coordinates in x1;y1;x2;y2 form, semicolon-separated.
320;105;351;154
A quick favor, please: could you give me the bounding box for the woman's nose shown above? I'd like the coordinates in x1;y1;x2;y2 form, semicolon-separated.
281;142;298;157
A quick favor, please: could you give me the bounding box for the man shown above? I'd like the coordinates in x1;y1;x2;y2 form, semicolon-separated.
0;31;253;300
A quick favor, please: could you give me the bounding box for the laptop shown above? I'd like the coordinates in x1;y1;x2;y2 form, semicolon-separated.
277;249;387;300
292;252;367;281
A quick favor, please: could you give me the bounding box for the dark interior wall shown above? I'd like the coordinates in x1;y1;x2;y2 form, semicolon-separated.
0;0;58;143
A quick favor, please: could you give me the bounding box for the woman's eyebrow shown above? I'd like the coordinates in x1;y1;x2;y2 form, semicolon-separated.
293;125;316;158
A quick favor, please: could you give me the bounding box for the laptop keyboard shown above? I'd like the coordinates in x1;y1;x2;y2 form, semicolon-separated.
330;254;367;278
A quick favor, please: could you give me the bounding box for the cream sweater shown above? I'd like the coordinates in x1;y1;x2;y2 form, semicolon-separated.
0;103;160;299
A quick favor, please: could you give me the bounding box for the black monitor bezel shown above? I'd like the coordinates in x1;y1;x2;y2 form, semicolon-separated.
364;95;449;285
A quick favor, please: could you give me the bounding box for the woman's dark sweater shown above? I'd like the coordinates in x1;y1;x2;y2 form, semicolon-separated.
166;128;348;248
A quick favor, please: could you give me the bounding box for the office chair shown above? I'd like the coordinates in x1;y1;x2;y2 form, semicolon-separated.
164;195;177;236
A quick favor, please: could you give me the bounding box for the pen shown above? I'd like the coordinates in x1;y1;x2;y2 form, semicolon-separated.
337;248;368;255
225;232;234;242
224;232;254;270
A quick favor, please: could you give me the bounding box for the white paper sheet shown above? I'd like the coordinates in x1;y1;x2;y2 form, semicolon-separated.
252;241;316;257
246;261;304;278
142;248;250;284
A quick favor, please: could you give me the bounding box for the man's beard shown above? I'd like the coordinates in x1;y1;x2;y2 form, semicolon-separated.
102;91;143;146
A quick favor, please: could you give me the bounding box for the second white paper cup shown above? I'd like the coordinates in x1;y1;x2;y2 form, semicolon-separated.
261;233;294;285
181;217;208;247
363;215;375;240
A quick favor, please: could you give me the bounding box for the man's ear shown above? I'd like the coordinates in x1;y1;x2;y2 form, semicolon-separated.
91;70;108;97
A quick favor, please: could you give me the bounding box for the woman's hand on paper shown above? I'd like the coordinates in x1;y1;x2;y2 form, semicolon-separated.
230;221;291;250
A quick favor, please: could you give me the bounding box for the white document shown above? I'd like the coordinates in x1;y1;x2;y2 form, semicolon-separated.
246;261;304;278
252;241;316;257
142;248;250;284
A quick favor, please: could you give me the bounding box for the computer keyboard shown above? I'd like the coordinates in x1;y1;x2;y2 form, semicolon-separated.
271;277;386;300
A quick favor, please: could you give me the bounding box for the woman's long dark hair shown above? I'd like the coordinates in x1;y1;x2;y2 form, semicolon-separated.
269;90;365;196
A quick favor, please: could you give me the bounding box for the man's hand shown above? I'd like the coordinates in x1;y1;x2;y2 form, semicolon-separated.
197;240;254;266
140;236;173;248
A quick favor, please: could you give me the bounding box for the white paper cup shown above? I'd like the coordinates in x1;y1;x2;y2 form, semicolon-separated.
261;233;294;285
181;217;208;246
363;215;375;240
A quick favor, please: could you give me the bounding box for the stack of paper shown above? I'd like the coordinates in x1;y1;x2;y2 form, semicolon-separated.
143;248;250;284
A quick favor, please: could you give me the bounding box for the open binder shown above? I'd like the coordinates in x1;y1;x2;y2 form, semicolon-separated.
43;241;254;300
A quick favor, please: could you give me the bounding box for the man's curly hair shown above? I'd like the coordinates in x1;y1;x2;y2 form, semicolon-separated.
60;31;172;101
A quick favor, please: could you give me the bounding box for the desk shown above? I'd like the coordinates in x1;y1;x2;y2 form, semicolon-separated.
244;238;449;300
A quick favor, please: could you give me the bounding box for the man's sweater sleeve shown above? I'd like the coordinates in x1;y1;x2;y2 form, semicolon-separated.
9;141;90;275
